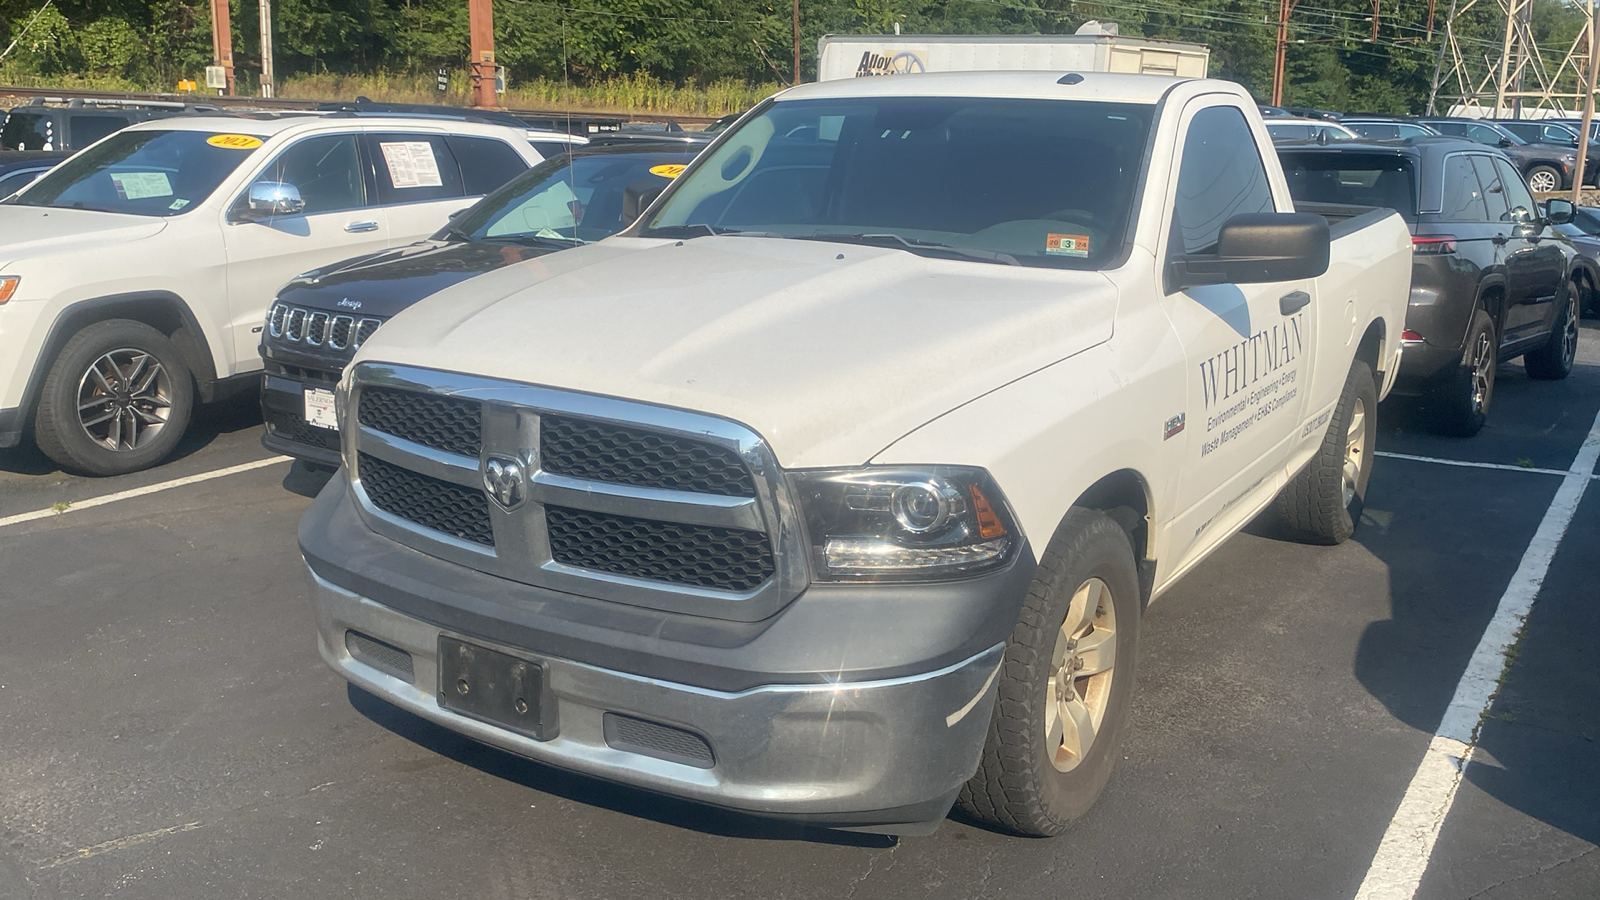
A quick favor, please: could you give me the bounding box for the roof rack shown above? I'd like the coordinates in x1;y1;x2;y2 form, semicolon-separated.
316;98;532;129
18;96;226;113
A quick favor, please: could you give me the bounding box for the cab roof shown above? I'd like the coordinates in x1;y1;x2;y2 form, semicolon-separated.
773;71;1209;105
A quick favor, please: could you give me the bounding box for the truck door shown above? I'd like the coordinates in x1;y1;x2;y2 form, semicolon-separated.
1489;156;1566;344
1159;101;1316;567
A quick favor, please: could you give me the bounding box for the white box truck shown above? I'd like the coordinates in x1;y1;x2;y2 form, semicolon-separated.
817;27;1208;82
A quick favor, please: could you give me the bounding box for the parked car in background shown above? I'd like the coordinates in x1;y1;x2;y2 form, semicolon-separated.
1419;117;1583;191
0;111;554;475
259;136;710;466
1341;118;1440;140
1492;118;1584;147
0;98;217;153
1548;202;1600;317
1279;136;1587;435
0;150;66;197
1265;117;1358;143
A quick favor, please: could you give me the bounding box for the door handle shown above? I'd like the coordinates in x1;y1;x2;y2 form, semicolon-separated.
1279;290;1311;315
344;221;380;233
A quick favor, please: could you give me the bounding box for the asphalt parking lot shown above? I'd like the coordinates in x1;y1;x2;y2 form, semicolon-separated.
2;329;1598;900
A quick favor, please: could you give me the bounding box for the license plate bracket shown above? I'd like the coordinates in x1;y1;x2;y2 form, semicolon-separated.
303;387;338;431
437;637;557;740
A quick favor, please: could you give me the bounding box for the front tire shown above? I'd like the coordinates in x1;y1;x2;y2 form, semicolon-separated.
957;508;1141;836
33;319;194;476
1275;358;1377;545
1523;281;1579;380
1525;165;1562;193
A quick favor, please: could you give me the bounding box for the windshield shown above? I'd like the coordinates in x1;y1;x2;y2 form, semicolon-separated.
453;146;700;244
1559;206;1600;237
13;129;263;216
640;96;1155;268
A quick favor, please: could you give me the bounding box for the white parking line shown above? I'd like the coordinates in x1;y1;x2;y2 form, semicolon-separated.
1375;450;1571;477
1353;409;1600;900
0;456;291;530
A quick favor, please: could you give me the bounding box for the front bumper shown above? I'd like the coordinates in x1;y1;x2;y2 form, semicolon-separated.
259;369;343;468
311;571;1003;833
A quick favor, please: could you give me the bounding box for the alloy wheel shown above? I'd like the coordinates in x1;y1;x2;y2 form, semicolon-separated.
1044;577;1118;773
1528;170;1560;192
1562;294;1580;367
1342;396;1368;508
76;349;173;452
1470;330;1493;416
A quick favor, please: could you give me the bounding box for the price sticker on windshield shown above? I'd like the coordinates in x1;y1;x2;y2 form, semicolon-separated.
649;164;687;178
1045;233;1090;258
206;134;264;150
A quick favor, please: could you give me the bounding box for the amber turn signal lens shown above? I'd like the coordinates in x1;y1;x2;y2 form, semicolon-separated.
0;276;18;304
970;483;1007;540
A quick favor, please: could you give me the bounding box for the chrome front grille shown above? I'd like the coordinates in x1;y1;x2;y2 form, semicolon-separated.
266;301;383;352
345;363;807;621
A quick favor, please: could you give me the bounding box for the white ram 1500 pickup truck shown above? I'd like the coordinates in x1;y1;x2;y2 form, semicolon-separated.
300;72;1410;836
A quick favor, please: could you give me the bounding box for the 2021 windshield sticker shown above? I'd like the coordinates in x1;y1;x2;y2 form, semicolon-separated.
649;164;687;178
206;134;264;150
1045;233;1089;257
1197;311;1305;458
380;142;444;189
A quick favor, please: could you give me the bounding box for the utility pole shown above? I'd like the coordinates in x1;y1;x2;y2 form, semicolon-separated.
1273;0;1296;106
1426;0;1460;113
258;0;275;99
792;0;801;85
209;0;235;96
1371;0;1380;43
1576;0;1599;204
469;0;497;108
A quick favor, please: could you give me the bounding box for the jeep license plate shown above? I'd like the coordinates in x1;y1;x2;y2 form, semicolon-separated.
437;637;555;740
303;387;338;431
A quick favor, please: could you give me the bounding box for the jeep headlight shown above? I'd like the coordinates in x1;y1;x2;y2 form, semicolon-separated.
1563;152;1578;165
792;466;1019;582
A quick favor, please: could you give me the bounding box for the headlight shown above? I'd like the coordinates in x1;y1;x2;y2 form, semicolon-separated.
1563;153;1578;164
792;466;1020;582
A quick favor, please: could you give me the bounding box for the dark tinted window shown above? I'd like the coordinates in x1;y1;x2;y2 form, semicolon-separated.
252;134;365;214
1429;122;1468;136
1494;157;1537;221
1350;123;1401;140
529;140;575;159
367;133;465;205
646;96;1155;269
445;135;529;195
1471;156;1510;221
1439;156;1488;221
1571;207;1600;235
68;115;127;148
1173;106;1276;254
458;147;700;243
1468;123;1512;145
19;129;259;216
1398;124;1435;138
0;167;45;197
1279;152;1416;218
2;112;54;151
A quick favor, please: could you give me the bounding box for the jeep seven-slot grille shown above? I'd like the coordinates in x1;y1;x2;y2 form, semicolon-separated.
358;452;494;546
358;387;482;457
541;415;757;497
545;506;773;592
267;302;383;353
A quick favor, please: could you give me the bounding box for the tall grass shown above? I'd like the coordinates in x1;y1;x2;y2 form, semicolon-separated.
277;71;782;118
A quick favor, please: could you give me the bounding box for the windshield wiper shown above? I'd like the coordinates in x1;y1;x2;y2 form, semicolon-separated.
438;224;474;243
804;232;1020;266
494;233;586;248
638;223;745;239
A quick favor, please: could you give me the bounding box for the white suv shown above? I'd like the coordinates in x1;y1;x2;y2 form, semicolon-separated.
0;112;569;474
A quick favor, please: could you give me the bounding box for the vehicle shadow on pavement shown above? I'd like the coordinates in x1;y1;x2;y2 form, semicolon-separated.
0;388;265;476
1348;358;1600;847
345;684;899;848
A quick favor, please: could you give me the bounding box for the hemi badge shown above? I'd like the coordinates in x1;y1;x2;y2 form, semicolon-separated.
1163;413;1186;440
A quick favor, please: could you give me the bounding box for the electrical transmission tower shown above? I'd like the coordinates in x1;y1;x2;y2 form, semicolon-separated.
1429;0;1596;116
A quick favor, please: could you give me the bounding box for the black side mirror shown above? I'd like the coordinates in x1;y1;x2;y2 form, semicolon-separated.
1498;137;1515;148
1545;198;1574;225
1169;213;1331;291
622;179;667;223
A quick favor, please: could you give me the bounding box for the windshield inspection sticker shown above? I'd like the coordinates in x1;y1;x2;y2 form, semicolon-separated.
168;198;190;211
648;164;687;178
1045;233;1090;257
206;134;264;150
109;172;173;200
380;142;444;188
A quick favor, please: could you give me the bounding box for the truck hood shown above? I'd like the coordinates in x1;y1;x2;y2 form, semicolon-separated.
359;236;1118;469
278;240;559;318
0;206;168;264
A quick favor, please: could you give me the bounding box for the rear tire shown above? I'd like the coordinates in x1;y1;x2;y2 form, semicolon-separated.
957;508;1141;836
1524;282;1579;380
34;319;194;476
1436;309;1497;437
1275;358;1377;545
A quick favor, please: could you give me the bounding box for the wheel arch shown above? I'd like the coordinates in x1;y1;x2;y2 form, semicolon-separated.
1068;469;1155;605
16;292;222;427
